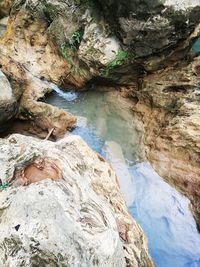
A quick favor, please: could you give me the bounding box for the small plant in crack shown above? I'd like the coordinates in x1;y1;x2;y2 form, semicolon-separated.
102;50;128;77
0;182;10;191
70;30;82;50
60;43;70;59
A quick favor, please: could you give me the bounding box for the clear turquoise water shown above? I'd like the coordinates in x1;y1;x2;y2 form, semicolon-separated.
192;37;200;53
47;88;200;267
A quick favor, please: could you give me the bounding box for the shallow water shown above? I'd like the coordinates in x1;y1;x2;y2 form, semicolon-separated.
192;37;200;53
47;87;200;267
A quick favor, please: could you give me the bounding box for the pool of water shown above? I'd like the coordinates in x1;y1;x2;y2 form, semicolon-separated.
192;37;200;53
47;87;200;267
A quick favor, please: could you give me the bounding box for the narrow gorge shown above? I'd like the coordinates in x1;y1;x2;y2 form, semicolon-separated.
0;1;200;266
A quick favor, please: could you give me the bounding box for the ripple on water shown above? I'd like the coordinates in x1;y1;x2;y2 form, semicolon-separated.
47;89;200;267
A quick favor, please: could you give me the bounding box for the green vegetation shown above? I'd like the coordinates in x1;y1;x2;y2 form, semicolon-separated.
60;43;70;60
70;30;82;48
102;50;128;77
60;40;81;75
60;30;82;60
0;182;10;191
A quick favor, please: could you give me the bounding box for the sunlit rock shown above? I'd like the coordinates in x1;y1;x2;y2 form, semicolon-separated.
0;134;154;267
131;55;200;230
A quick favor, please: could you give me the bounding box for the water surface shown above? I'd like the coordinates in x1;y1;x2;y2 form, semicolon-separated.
47;87;200;267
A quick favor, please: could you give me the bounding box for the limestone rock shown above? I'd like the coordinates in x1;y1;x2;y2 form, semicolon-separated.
97;0;200;57
78;21;120;67
0;134;154;267
130;56;200;230
0;70;17;131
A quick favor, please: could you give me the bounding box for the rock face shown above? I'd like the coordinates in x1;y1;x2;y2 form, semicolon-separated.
0;70;18;132
0;0;199;136
0;134;154;267
0;0;199;246
0;0;13;18
129;55;200;230
97;0;200;57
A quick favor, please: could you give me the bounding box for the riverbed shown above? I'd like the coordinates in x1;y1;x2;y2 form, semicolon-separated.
47;88;200;267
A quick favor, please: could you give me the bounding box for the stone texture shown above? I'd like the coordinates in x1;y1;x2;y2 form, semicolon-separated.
0;70;18;131
97;0;200;57
78;21;120;67
0;0;14;18
0;0;199;237
0;0;199;136
0;134;154;267
0;51;77;138
128;55;200;230
0;0;124;135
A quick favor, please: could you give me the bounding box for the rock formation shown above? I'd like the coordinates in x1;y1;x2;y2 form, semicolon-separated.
0;0;199;137
0;70;19;132
0;0;200;264
0;134;154;267
129;55;200;230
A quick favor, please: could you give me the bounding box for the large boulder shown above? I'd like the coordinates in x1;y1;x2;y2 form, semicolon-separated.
97;0;200;57
0;134;154;267
0;70;18;132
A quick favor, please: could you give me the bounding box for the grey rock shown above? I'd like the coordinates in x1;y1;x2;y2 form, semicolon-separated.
97;0;200;57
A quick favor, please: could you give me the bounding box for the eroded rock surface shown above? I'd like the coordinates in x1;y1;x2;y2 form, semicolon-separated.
0;134;154;267
0;0;199;244
128;55;200;230
0;0;199;136
0;70;18;132
97;0;200;57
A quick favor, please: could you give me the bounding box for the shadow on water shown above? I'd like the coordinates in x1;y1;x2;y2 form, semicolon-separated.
46;87;200;267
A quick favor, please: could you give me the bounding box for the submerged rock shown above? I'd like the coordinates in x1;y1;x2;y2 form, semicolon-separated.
0;134;154;267
104;141;136;207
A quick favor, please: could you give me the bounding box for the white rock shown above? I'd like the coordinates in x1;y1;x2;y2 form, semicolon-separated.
78;22;121;66
0;16;9;26
164;0;200;10
0;134;154;267
0;70;13;101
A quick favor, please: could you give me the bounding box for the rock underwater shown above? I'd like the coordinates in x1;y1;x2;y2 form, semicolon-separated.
0;134;154;267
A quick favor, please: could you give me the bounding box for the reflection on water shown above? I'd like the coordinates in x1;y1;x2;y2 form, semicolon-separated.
130;163;200;267
47;88;200;267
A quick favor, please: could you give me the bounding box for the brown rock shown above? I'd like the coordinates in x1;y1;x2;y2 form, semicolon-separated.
130;56;200;230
